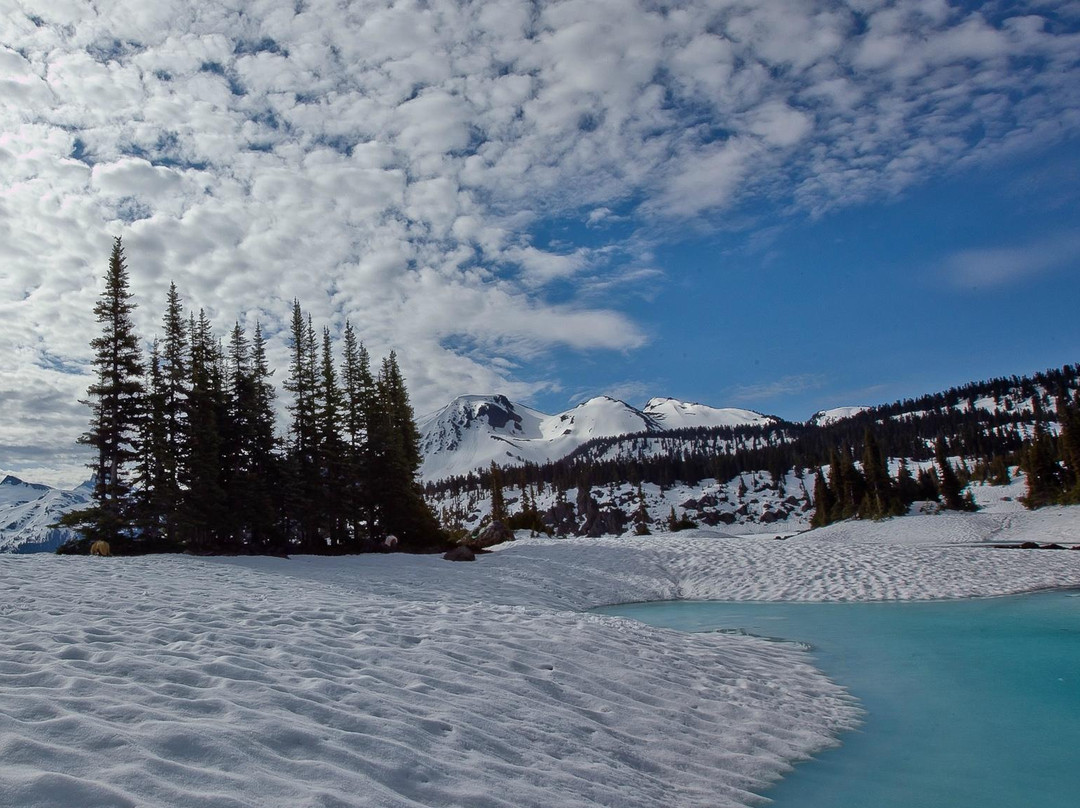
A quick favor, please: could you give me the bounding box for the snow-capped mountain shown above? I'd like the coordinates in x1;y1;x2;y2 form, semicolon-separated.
419;395;662;482
808;406;871;427
643;398;775;430
0;475;90;553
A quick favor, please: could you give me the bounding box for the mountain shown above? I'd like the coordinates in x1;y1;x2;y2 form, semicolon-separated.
419;395;661;482
425;363;1080;538
808;406;871;427
0;475;90;553
643;398;774;429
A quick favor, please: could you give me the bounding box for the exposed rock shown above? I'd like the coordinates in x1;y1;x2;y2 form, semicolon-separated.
541;501;577;537
473;520;514;548
443;545;476;562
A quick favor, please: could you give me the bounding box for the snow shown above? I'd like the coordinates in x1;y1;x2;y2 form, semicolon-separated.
807;406;870;426
642;398;774;429
418;395;660;482
0;476;88;553
3;508;1080;807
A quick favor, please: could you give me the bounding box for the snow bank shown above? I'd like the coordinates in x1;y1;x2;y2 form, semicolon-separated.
3;506;1080;807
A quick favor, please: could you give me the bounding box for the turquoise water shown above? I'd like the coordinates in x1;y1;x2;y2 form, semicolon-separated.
596;592;1080;808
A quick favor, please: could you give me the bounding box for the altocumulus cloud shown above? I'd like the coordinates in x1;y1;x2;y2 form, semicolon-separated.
1;0;1079;484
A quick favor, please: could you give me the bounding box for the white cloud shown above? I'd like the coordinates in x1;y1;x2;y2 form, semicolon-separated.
944;232;1080;288
2;0;1080;482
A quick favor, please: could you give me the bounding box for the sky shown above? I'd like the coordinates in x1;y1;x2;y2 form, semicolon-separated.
2;0;1080;487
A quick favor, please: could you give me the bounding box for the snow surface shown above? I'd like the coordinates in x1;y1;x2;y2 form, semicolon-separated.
418;395;661;482
3;509;1080;807
642;398;773;430
807;406;870;426
417;394;776;482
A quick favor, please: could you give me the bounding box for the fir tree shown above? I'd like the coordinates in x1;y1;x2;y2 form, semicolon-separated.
315;327;347;547
935;438;975;511
283;303;320;550
1056;392;1080;504
633;482;651;535
180;310;227;550
60;237;145;543
810;469;834;528
340;321;376;546
859;429;900;519
370;352;445;549
488;461;507;524
248;322;283;551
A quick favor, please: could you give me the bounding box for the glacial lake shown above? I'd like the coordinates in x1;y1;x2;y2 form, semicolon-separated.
596;591;1080;808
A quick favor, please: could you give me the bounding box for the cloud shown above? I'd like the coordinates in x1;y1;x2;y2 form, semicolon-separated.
2;0;1080;482
944;232;1080;288
729;374;828;403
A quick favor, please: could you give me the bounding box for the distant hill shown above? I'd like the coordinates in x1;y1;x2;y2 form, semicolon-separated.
0;475;90;553
418;394;773;482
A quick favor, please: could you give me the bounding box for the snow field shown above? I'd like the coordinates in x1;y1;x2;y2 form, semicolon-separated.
3;506;1080;808
1;554;856;808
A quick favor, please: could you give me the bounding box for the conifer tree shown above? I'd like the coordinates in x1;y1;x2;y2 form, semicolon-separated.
935;437;975;511
340;321;376;546
60;237;145;543
369;352;445;549
895;459;918;506
248;322;283;551
810;469;834;528
316;327;347;547
283;303;320;550
859;429;900;518
633;482;651;535
135;340;168;540
1056;392;1080;504
181;310;227;550
1021;418;1060;509
489;461;507;524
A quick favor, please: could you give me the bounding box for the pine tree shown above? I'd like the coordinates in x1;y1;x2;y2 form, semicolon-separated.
1021;417;1060;509
859;429;900;519
180;310;227;551
60;237;145;544
1056;392;1080;504
340;321;376;547
248;322;283;551
369;352;445;549
633;482;651;535
810;469;834;528
895;459;918;506
489;461;506;524
315;327;347;547
283;303;320;550
134;340;168;541
935;437;975;511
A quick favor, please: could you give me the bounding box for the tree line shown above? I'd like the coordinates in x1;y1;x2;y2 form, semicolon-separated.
60;237;445;554
424;366;1080;523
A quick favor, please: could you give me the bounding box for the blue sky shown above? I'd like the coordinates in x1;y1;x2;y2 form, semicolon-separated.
540;134;1080;420
1;1;1079;485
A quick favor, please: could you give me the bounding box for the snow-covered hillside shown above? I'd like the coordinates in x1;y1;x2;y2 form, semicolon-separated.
419;395;661;481
0;475;89;553
418;394;779;482
642;398;774;429
808;406;871;426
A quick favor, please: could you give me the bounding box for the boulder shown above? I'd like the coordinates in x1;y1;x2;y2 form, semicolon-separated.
473;520;515;548
443;545;476;562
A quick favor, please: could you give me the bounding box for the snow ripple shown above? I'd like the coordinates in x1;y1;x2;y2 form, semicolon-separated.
1;555;855;808
3;508;1078;807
